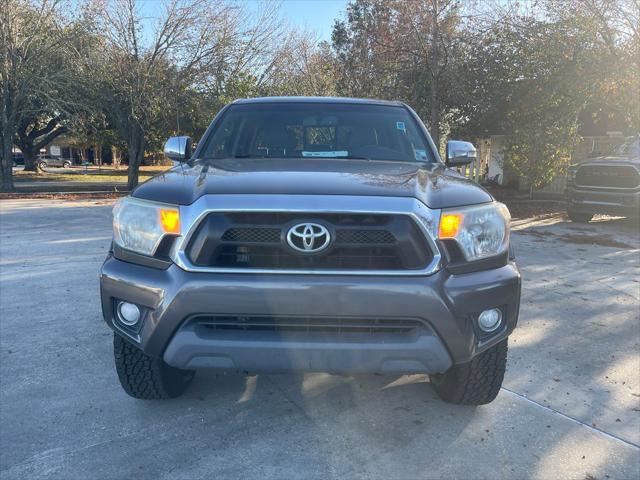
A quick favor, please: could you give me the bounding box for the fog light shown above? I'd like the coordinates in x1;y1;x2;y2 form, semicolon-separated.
478;308;502;332
117;302;141;326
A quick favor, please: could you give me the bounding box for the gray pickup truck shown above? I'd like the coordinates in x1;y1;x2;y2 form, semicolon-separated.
100;97;521;405
566;136;640;222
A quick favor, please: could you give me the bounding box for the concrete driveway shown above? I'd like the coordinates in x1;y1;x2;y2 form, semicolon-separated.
0;199;638;479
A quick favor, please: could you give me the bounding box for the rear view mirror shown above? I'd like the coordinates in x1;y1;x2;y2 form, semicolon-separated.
164;136;192;162
446;140;477;166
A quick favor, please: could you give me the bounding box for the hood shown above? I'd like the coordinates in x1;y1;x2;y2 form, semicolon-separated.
132;158;493;209
575;154;640;167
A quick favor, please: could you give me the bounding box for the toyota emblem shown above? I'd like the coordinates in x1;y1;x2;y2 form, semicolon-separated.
286;223;331;253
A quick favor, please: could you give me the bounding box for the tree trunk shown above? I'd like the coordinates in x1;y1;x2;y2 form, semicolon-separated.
0;124;15;192
127;132;145;191
95;144;102;166
22;144;43;173
0;88;15;190
111;145;121;169
0;144;14;192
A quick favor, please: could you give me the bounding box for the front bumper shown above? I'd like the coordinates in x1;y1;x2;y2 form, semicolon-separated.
567;185;640;217
100;257;521;375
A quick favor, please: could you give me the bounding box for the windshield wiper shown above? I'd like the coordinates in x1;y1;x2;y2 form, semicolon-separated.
303;155;370;160
203;154;371;160
199;154;266;159
337;155;370;160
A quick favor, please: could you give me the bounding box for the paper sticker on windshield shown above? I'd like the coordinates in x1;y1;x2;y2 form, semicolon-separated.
396;121;406;133
302;151;349;157
414;149;428;160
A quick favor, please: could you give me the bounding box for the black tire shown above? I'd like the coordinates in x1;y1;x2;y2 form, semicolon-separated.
113;333;194;399
38;162;47;170
63;161;71;168
567;210;593;223
431;339;508;405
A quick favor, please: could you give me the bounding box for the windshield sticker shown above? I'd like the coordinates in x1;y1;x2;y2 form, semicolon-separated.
396;121;406;133
414;149;428;160
302;151;349;157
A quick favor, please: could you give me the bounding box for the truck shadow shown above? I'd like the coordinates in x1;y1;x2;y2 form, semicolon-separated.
178;370;478;465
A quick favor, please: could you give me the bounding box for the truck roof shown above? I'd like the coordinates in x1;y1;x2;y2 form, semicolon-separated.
232;96;404;107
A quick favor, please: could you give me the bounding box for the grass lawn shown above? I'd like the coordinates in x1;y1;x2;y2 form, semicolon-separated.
13;165;170;183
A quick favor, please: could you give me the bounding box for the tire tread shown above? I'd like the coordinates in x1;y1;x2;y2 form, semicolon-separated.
433;339;508;405
113;334;193;399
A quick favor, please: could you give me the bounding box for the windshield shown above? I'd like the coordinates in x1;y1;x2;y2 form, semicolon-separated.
200;102;435;163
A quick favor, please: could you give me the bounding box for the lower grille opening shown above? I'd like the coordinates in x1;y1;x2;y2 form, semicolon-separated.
192;315;426;335
214;245;403;269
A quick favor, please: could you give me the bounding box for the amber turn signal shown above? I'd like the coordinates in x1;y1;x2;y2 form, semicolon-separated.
159;209;180;234
439;213;462;239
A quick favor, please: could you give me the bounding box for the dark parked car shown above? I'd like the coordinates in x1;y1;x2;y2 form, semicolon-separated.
12;153;24;166
566;136;640;222
101;97;521;405
37;156;72;169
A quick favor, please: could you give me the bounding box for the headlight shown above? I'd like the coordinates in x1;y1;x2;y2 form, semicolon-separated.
438;202;510;261
567;167;577;182
113;197;181;256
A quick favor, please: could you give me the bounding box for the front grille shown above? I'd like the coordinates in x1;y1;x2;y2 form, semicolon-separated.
576;165;640;189
220;228;396;244
185;212;432;270
221;228;281;243
192;315;426;335
335;229;395;244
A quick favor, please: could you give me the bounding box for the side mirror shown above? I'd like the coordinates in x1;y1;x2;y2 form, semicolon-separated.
164;136;192;162
446;140;477;166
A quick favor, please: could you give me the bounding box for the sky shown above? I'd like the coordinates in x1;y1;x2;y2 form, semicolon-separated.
269;0;349;41
121;0;350;45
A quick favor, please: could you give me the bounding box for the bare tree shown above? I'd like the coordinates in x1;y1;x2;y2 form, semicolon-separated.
393;0;464;150
0;0;80;191
78;0;224;189
195;1;295;101
331;0;464;151
249;27;338;97
77;0;289;189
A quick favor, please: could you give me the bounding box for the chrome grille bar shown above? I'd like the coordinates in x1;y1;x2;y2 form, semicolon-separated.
170;195;442;276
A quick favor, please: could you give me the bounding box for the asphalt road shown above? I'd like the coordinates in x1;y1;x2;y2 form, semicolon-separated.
0;199;638;480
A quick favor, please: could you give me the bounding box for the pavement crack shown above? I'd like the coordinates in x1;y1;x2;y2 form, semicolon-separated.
501;387;640;450
263;375;312;420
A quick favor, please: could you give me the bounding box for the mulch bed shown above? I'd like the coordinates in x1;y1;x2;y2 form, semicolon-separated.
505;201;567;220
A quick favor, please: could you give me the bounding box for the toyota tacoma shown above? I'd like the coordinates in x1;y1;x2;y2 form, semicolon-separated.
101;97;521;405
566;136;640;222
